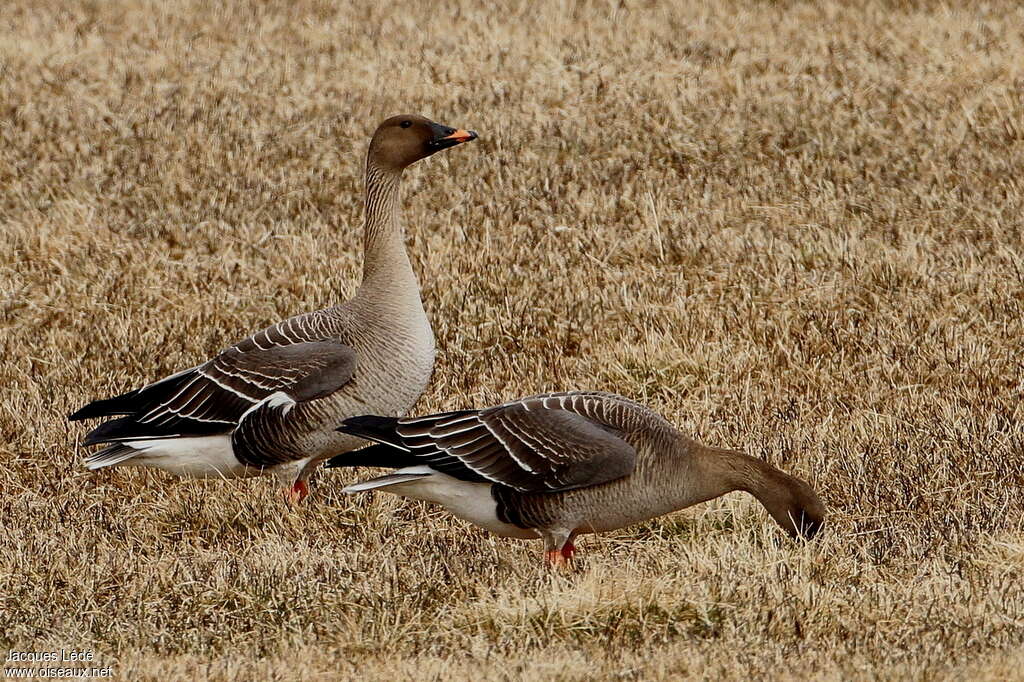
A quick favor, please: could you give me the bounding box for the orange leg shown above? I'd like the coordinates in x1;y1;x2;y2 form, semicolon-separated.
544;550;568;567
544;541;577;568
282;480;309;504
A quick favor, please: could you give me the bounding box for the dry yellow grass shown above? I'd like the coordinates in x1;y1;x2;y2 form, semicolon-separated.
2;0;1024;679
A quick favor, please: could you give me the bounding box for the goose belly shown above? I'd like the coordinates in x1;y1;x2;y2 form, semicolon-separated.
296;329;436;459
550;476;711;536
352;346;435;416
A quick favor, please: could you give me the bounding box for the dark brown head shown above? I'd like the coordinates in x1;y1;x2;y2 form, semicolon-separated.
767;474;826;541
368;114;477;171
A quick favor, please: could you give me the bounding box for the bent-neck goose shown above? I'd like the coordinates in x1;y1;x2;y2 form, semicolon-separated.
326;392;824;564
69;115;477;502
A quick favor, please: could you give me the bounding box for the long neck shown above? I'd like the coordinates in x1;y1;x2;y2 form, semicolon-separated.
690;444;803;532
358;158;418;298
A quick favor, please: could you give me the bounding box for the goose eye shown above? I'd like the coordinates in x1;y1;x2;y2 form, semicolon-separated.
400;120;412;129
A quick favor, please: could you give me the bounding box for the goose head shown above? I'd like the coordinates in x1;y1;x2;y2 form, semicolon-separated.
766;474;826;541
369;114;477;171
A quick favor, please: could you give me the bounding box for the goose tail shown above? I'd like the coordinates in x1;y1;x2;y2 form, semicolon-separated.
83;443;140;470
341;466;435;493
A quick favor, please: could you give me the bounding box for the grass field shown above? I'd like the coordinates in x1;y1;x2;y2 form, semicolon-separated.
3;0;1024;679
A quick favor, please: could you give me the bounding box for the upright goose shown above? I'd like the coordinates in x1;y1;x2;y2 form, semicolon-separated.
326;392;825;564
69;115;477;501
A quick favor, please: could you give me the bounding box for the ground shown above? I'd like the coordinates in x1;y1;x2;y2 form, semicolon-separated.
2;0;1024;679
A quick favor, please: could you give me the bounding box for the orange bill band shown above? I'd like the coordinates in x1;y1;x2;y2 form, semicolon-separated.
440;129;476;143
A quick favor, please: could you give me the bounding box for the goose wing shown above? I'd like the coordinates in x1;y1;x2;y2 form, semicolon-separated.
71;330;356;444
336;396;636;493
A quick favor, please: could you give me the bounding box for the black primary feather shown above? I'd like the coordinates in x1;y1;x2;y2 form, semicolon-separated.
68;369;199;421
81;415;229;446
330;415;492;484
324;443;421;469
336;415;403;447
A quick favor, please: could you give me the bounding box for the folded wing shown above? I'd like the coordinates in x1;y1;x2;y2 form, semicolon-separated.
71;333;356;445
336;396;636;493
